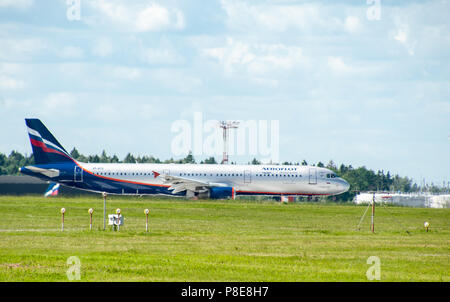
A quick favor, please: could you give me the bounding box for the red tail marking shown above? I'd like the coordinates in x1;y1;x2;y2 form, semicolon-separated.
30;138;72;160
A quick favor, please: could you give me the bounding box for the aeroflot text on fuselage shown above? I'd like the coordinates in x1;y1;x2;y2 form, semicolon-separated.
262;167;297;171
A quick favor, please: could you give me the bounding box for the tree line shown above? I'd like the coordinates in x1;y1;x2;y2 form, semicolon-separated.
1;149;447;200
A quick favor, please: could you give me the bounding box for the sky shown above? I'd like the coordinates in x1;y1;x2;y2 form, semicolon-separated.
0;0;449;186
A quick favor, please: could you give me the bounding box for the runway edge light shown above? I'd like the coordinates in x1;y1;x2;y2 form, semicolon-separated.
144;209;150;232
60;208;65;231
88;208;94;230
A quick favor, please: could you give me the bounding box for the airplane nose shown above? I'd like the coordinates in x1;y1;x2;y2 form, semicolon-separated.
342;180;350;193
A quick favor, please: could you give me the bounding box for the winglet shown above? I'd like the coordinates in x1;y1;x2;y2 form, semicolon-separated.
152;171;160;178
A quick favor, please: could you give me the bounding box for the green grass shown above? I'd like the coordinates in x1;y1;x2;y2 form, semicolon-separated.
0;195;448;281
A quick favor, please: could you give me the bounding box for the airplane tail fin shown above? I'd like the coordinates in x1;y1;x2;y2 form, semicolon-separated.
44;182;60;197
25;119;74;165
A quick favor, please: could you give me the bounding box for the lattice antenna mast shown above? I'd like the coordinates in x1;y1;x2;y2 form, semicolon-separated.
219;121;239;164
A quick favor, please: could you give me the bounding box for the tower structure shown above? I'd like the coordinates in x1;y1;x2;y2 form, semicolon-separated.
219;121;239;164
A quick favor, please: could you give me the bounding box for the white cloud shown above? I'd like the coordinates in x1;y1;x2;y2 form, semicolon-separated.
111;66;141;80
57;63;84;77
0;38;47;60
59;46;84;59
0;63;25;90
39;93;77;117
88;0;185;32
344;16;362;33
203;38;306;75
221;0;344;33
393;25;416;55
327;57;354;74
135;4;169;31
0;75;25;89
151;69;202;93
93;105;121;121
0;0;33;9
142;48;182;65
394;29;407;44
92;37;113;57
139;103;160;119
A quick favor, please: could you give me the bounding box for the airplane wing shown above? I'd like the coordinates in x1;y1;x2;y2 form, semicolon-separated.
153;171;228;194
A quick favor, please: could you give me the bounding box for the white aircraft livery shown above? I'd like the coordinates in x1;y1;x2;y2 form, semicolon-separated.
19;119;350;199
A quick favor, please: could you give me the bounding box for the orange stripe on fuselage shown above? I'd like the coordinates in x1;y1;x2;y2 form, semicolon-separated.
236;190;329;196
75;162;170;188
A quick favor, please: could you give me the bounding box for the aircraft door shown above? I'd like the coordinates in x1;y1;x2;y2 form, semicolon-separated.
244;170;251;183
74;166;83;182
308;168;317;184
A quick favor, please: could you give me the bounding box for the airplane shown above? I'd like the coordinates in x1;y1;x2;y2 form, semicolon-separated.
19;119;350;199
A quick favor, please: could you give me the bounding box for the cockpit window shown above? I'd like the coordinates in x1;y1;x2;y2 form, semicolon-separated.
326;173;337;178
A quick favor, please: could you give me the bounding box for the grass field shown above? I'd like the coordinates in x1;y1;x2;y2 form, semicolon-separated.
0;195;448;282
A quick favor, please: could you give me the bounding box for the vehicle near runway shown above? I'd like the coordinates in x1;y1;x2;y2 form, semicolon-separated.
19;119;350;199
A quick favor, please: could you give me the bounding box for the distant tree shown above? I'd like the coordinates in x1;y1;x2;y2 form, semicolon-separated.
138;155;161;163
251;158;261;165
163;158;175;164
339;164;348;174
70;148;80;159
316;162;324;167
88;154;100;163
100;150;110;163
301;160;308;166
9;150;24;163
0;153;6;175
123;153;136;163
182;152;195;164
326;160;337;171
203;157;217;164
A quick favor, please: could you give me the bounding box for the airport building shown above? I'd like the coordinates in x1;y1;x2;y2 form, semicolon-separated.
353;192;450;208
0;175;94;195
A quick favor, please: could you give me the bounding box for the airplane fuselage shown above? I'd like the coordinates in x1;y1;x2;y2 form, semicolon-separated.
21;161;350;198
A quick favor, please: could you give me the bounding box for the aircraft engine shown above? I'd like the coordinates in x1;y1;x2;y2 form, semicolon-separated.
209;186;235;199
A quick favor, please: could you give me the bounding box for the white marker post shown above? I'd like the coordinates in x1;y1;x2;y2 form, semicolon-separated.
424;221;430;232
371;193;375;233
88;208;94;230
116;208;121;231
144;209;150;232
102;192;107;230
61;208;66;231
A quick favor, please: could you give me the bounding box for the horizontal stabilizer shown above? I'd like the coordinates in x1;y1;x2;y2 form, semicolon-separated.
21;166;60;178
